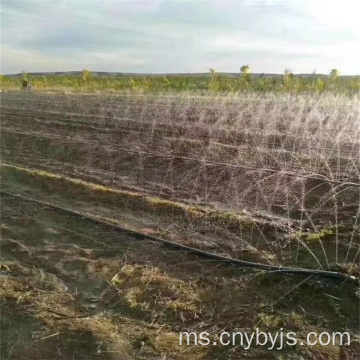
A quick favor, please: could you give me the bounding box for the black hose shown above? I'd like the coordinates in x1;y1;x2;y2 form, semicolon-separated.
1;190;358;285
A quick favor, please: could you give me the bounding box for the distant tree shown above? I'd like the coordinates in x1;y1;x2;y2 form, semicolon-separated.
284;68;295;78
330;68;340;80
240;65;250;74
21;71;29;90
283;69;296;91
240;65;251;82
82;69;92;81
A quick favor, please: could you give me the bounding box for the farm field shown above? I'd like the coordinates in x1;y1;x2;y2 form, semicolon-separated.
1;91;360;359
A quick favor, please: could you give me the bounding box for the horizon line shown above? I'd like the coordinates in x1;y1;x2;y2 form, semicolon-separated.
5;70;360;77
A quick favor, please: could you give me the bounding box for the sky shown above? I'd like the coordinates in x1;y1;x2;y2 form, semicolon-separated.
1;0;360;75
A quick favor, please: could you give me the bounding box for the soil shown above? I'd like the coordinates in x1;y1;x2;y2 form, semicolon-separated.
1;92;359;359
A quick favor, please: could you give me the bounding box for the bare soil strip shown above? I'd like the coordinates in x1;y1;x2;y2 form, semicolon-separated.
1;188;359;360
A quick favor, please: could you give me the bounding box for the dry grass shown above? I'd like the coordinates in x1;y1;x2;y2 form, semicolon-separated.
1;203;359;359
110;264;202;321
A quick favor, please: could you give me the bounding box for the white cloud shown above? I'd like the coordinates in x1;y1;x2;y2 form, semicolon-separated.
1;0;359;74
300;0;360;34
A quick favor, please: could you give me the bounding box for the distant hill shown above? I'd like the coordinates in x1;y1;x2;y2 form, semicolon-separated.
5;71;359;79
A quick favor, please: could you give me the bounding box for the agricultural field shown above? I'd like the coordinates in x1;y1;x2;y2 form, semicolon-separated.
1;90;359;359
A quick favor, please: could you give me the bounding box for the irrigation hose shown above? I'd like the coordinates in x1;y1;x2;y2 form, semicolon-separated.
1;190;358;285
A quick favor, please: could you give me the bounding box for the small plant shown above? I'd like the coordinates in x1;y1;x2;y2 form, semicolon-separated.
162;76;171;88
208;68;220;92
21;71;29;90
129;78;138;90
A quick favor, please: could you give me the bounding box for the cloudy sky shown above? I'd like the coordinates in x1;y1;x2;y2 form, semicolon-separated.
1;0;360;75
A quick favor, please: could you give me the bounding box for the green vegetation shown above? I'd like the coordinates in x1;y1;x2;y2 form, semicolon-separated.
240;64;251;82
297;228;335;243
330;68;340;80
1;68;359;94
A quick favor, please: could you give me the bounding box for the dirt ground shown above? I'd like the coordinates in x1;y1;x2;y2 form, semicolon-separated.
1;92;359;359
1;190;360;360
